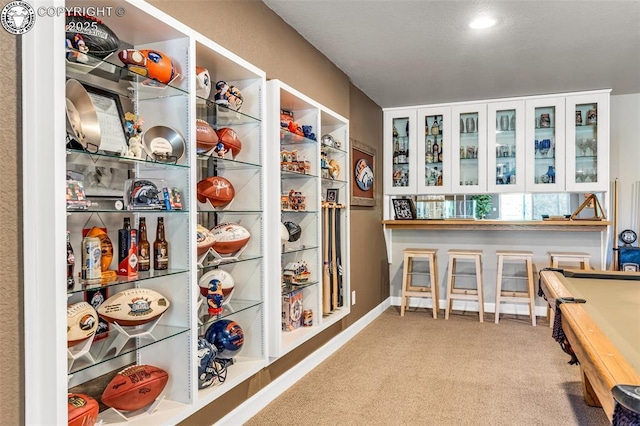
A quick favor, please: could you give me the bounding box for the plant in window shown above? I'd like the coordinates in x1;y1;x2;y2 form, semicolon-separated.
471;194;492;219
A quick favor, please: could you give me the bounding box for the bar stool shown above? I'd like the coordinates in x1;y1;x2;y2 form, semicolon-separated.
546;251;592;327
494;250;536;326
445;249;484;322
400;248;439;318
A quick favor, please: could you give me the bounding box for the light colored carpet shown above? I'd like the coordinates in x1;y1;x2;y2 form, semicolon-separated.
246;308;610;425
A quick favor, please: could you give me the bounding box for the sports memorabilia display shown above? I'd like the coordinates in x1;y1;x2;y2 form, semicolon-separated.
197;338;227;389
67;302;99;347
282;261;310;284
96;288;170;326
214;81;243;111
199;269;235;304
101;364;169;411
204;319;245;359
195;66;212;99
118;49;177;86
141;125;186;162
283;221;302;242
65;14;120;60
67;393;99;426
210;223;251;255
196;119;219;154
322;203;345;314
282;289;303;331
215;127;243;159
197;176;235;207
65;79;101;150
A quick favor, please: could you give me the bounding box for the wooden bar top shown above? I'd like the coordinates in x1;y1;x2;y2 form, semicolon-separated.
382;219;610;231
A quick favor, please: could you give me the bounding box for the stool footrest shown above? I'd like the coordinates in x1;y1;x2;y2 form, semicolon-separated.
448;293;479;300
405;289;434;295
499;291;530;298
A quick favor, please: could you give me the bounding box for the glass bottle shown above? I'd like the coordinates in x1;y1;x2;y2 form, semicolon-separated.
66;231;75;290
138;217;150;272
431;118;439;136
154;217;169;270
432;138;440;161
118;218;131;266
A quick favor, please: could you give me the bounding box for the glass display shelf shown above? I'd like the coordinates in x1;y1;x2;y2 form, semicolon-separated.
196;154;261;170
282;280;318;295
67;268;189;295
282;245;319;255
198;209;264;215
67;207;189;214
321;176;347;184
68;325;189;375
66;48;188;101
320;143;347;155
197;254;263;270
198;299;263;331
196;100;260;127
281;170;318;179
280;129;317;146
281;210;318;215
67;148;189;169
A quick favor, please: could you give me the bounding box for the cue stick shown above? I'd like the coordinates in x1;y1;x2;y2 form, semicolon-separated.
613;178;619;271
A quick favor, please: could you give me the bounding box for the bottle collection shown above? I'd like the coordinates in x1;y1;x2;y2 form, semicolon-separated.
424;115;444;187
392;121;410;187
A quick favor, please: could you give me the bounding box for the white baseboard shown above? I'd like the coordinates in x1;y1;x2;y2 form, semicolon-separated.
390;296;548;317
216;297;392;425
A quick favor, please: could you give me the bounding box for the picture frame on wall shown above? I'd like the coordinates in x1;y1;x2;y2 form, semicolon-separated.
350;138;376;207
392;198;416;220
326;188;339;203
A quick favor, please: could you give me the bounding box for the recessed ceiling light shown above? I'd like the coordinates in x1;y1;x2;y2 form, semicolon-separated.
469;16;496;29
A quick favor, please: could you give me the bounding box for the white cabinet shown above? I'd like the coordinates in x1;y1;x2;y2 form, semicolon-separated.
23;1;268;424
487;100;525;193
451;103;488;194
266;80;350;358
565;92;610;192
417;106;452;193
524;96;566;192
384;108;417;194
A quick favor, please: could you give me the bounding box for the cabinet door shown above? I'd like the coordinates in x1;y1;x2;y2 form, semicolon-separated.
487;101;525;193
565;92;610;192
451;104;487;193
384;109;417;194
525;97;565;192
417;106;451;193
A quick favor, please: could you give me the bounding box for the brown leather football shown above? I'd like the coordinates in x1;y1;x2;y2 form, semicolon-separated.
101;364;169;412
197;176;235;207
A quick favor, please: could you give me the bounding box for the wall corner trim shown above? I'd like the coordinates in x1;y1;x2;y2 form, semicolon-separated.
216;298;392;425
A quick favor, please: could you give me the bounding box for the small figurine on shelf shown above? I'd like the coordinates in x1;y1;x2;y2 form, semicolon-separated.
207;278;224;316
121;112;144;159
302;125;316;141
214;141;228;158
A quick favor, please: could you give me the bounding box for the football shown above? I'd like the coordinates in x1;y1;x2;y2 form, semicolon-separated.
195;66;211;99
85;226;113;271
197;224;216;256
65;15;120;60
196;119;218;153
67;302;99;347
215;127;242;159
210;223;251;255
101;364;169;412
68;393;99;426
204;319;244;359
118;49;176;85
96;288;170;327
198;269;235;302
197;176;235;208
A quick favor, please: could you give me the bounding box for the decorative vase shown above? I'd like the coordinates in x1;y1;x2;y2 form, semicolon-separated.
465;117;476;133
510;115;516;131
460;118;465;134
546;165;556;183
499;115;509;131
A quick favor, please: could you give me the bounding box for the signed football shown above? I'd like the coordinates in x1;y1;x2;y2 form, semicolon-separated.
96;288;170;327
215;127;242;158
196;119;218;153
67;302;99;347
210;223;250;255
68;393;99;426
65;14;120;60
197;176;235;208
101;364;169;411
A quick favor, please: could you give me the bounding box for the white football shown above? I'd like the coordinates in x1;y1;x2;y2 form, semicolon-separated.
198;269;235;304
197;224;216;256
67;302;98;347
211;222;250;255
196;66;211;99
97;288;170;327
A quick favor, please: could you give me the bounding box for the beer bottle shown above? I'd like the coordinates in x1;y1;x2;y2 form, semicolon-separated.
67;231;75;290
138;217;150;271
154;217;169;270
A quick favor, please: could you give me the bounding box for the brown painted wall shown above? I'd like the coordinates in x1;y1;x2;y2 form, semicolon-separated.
0;5;23;423
1;0;386;423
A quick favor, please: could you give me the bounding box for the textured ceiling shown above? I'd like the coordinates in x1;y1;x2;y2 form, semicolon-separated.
262;0;640;108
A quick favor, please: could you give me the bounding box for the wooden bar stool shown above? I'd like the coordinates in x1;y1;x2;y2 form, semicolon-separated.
445;249;484;322
400;248;439;318
494;250;536;326
546;251;592;327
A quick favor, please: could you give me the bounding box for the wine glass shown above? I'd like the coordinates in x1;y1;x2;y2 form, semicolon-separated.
577;138;588;156
575;169;585;183
587;138;598;156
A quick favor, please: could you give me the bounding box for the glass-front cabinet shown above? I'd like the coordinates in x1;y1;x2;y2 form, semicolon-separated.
487;101;525;192
451;104;487;194
384;109;417;194
565;92;610;192
417;107;451;193
525;97;565;192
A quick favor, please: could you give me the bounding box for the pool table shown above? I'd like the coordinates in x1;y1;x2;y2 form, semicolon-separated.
539;269;640;422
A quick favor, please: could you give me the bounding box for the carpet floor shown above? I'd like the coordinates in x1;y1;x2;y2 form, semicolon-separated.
245;307;610;425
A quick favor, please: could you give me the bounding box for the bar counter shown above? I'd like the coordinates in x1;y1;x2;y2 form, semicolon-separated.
382;219;610;232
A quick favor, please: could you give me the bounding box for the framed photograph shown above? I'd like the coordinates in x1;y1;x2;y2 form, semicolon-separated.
392;198;416;220
351;139;376;207
326;188;339;203
83;84;129;154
